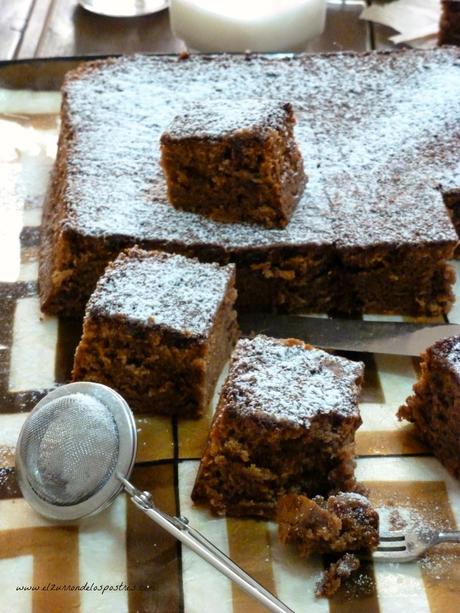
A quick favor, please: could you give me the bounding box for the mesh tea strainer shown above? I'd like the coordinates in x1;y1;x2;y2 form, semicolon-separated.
15;382;292;613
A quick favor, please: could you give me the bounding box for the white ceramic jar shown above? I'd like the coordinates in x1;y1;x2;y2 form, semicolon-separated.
170;0;327;53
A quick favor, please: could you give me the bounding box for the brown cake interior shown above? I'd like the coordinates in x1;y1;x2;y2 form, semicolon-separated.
439;0;460;45
72;248;239;417
444;189;460;257
277;492;379;556
335;242;456;316
315;553;361;598
193;411;360;518
73;308;237;417
192;336;364;518
160;100;305;228
398;335;460;478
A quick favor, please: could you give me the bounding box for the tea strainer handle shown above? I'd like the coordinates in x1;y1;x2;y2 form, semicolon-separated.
120;477;293;613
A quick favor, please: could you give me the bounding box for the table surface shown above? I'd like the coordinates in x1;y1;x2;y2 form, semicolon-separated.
1;0;394;62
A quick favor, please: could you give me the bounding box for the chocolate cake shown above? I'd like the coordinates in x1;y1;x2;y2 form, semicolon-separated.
39;50;460;317
160;99;305;228
277;492;379;556
439;1;460;46
191;335;364;519
72;248;238;417
398;335;460;478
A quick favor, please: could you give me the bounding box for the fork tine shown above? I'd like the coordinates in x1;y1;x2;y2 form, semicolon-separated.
372;549;417;562
376;544;407;552
378;531;406;541
374;530;409;557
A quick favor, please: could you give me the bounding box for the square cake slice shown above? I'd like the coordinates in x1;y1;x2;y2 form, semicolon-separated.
160;98;306;228
398;335;460;478
192;335;364;518
72;247;239;417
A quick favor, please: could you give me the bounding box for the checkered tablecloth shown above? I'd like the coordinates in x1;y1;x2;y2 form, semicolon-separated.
1;90;460;613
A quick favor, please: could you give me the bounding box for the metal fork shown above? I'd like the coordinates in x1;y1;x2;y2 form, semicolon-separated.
371;529;460;562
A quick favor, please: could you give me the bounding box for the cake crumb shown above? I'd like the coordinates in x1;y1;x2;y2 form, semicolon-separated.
315;553;361;598
277;492;379;556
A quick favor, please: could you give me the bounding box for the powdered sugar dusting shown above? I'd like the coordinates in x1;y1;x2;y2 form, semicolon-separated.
87;249;234;338
376;499;460;581
430;334;460;379
225;335;363;427
336;492;370;504
162;98;290;140
61;49;460;251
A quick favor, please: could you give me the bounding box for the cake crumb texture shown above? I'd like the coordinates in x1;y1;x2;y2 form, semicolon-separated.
160;98;305;228
277;492;379;556
315;553;361;598
439;1;460;46
72;248;239;417
192;335;364;517
398;334;460;478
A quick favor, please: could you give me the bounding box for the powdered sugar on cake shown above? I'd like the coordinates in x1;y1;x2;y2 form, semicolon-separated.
335;492;370;504
226;336;363;427
163;98;291;141
431;335;460;381
63;50;460;250
87;249;234;338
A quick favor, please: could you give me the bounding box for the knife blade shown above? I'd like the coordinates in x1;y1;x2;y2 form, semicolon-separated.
238;313;460;356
